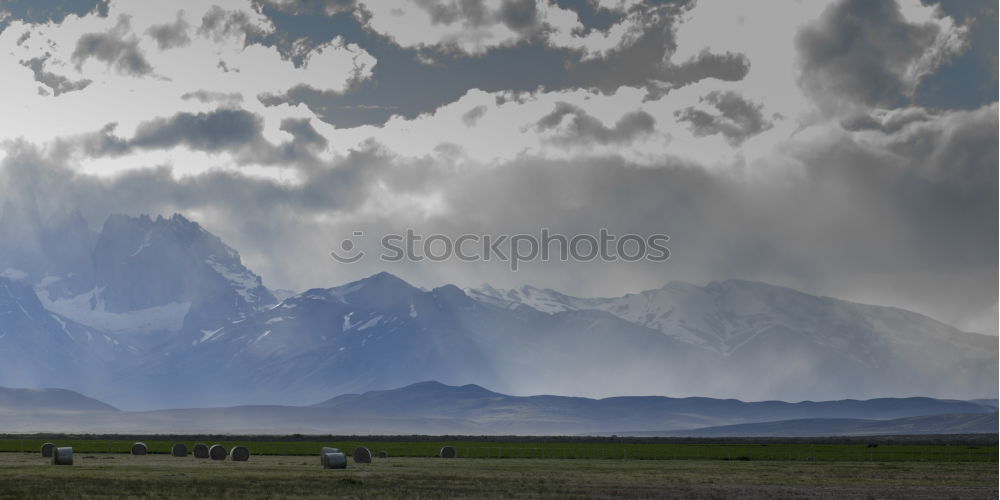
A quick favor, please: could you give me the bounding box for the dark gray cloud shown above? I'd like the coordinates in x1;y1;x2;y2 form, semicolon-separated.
20;54;92;96
796;0;949;110
197;5;263;43
130;109;261;151
279;118;327;148
83;109;262;157
180;90;244;105
537;102;656;145
499;0;539;33
0;0;108;32
146;12;191;50
71;15;153;76
80;108;326;168
254;0;749;128
461;104;488;126
675;91;773;145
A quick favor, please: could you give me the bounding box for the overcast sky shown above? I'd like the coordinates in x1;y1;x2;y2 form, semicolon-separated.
0;0;996;334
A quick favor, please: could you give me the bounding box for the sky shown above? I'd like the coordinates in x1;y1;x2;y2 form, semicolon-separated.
0;0;996;334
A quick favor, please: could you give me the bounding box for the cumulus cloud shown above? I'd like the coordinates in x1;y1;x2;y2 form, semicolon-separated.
675;91;773;145
146;12;191;50
197;5;265;43
536;102;656;146
71;15;153;76
796;0;968;111
20;54;92;96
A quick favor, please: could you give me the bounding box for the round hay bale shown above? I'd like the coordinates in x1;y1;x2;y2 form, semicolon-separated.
321;452;347;469
439;446;457;459
208;444;227;460
40;443;55;458
319;447;341;465
230;446;250;462
192;443;210;459
352;446;372;464
52;447;73;465
171;443;188;457
130;442;147;456
378;451;388;459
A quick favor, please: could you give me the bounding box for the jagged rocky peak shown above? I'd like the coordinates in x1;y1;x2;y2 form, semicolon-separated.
92;212;276;315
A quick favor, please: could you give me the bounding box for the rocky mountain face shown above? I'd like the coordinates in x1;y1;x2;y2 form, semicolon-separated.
0;276;134;394
0;205;995;409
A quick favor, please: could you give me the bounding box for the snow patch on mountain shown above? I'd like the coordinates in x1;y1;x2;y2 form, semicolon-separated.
37;286;190;335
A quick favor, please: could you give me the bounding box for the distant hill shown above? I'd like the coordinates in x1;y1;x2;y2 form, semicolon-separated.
648;413;1000;437
0;382;994;435
0;387;118;412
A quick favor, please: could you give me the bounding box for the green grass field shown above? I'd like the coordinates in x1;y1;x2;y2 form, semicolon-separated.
1;438;995;462
0;453;996;499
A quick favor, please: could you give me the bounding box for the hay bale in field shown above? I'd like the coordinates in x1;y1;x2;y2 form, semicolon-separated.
321;452;347;469
171;443;188;457
41;443;55;458
320;447;341;465
230;446;250;462
352;446;372;463
130;442;147;455
439;446;457;459
378;451;388;459
193;443;209;458
209;444;227;460
51;447;73;465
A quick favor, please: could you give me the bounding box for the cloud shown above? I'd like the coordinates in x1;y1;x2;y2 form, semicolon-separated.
145;12;191;50
536;102;656;146
180;90;244;105
83;109;262;157
258;1;749;128
499;0;540;33
549;0;625;35
20;54;92;96
197;5;264;43
675;91;773;145
413;0;492;27
796;0;967;111
839;106;934;133
79;108;330;168
460;104;488;126
71;15;153;76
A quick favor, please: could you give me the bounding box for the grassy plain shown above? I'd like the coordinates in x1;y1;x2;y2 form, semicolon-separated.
0;453;997;499
0;438;995;462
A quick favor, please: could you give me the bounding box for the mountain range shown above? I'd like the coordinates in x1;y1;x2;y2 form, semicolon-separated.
0;201;996;411
0;382;995;436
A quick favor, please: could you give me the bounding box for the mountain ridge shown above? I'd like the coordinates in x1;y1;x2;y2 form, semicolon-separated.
0;381;994;436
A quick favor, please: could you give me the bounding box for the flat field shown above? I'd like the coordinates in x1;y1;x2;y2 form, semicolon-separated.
0;452;997;499
0;438;995;462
